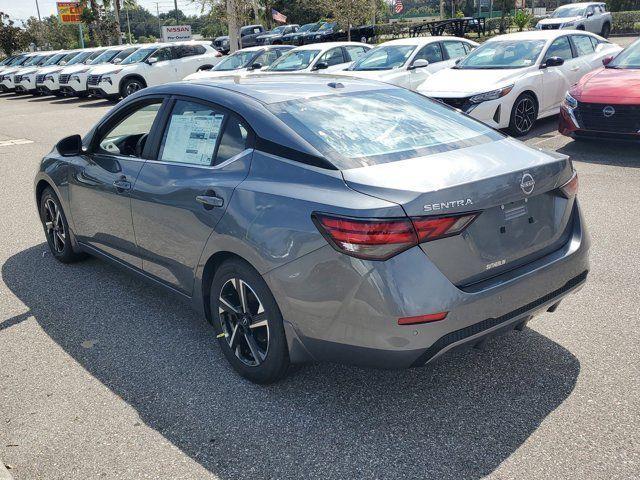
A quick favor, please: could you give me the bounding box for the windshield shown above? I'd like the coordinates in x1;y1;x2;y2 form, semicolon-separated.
318;22;335;31
551;6;586;18
121;47;155;65
66;51;93;65
298;23;315;33
58;51;81;65
11;56;28;66
213;50;257;71
351;45;416;71
608;39;640;69
457;40;545;69
268;89;501;169
43;53;66;66
23;55;43;67
267;49;320;71
84;49;107;63
0;57;12;66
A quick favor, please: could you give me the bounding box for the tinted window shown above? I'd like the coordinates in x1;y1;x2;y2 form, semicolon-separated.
442;41;467;60
215;115;249;166
544;36;573;61
176;45;195;57
98;102;162;157
194;45;206;55
268;89;501;168
319;48;345;67
154;47;172;62
413;43;443;63
159;100;224;166
573;35;595;56
344;45;368;62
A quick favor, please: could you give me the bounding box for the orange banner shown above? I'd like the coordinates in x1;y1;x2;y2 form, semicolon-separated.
57;2;84;24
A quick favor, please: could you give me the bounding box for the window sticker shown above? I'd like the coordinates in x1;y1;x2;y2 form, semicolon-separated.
162;114;224;165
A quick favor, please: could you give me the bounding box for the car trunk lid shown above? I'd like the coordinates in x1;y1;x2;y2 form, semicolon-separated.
341;138;576;286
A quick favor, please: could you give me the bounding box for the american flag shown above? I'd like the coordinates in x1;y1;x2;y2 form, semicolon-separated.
272;9;287;24
394;0;404;14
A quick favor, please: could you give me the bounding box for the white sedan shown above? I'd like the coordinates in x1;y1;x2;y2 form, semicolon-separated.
337;37;478;91
417;30;622;136
263;42;371;74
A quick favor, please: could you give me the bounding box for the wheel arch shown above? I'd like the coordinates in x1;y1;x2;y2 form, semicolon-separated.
118;74;147;96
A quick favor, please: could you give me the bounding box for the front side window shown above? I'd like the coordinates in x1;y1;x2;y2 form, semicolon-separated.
268;89;501;169
267;50;320;71
344;45;368;62
121;47;156;65
98;102;163;157
442;41;467;60
152;48;172;62
44;53;66;66
544;36;573;62
351;45;415;71
66;51;94;65
59;51;82;65
457;40;545;69
413;43;443;64
159;100;224;166
318;48;345;67
572;35;595;56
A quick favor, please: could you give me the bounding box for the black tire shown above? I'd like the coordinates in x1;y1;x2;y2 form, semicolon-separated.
120;77;146;98
508;93;538;137
210;258;290;384
577;25;585;31
39;188;85;263
601;22;611;38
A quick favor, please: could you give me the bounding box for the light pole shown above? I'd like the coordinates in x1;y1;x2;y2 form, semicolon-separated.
34;0;42;21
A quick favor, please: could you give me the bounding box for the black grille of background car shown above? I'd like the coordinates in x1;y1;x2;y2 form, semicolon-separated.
14;74;22;82
36;74;46;84
87;74;101;86
411;270;589;367
540;24;561;30
59;74;71;84
575;102;640;134
434;97;471;110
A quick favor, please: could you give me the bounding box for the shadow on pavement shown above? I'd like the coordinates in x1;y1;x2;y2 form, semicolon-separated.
558;139;640;168
2;245;581;479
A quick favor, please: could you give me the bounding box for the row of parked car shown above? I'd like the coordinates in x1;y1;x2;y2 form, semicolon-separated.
1;28;637;140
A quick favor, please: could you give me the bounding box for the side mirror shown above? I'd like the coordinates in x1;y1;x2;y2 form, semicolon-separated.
586;12;594;17
409;59;429;70
248;62;262;71
602;55;614;66
455;58;462;65
112;58;122;64
312;61;329;71
147;57;158;65
541;56;564;68
57;134;82;157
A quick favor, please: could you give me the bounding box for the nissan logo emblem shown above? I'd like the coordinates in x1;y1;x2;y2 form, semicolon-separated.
521;173;535;195
603;106;616;118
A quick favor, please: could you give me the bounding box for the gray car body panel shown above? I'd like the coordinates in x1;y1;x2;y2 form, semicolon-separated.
34;74;590;369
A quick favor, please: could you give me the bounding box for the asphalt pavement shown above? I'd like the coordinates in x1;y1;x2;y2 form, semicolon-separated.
0;40;638;479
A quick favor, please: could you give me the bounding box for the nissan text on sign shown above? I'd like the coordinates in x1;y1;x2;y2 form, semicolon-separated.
161;25;192;42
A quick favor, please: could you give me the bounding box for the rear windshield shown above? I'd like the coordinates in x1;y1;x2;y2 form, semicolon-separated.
268;89;502;169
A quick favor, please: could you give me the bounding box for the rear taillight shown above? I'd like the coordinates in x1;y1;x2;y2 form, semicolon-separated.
313;212;478;260
559;171;578;198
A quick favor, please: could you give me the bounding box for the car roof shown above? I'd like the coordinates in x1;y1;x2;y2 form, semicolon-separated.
184;73;395;105
487;30;597;42
379;36;475;46
558;2;603;6
292;41;370;51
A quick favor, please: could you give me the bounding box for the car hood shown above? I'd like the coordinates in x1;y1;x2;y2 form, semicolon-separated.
573;66;640;103
419;67;529;96
60;64;92;74
89;64;132;75
37;65;63;74
16;68;39;76
1;67;22;76
538;16;582;25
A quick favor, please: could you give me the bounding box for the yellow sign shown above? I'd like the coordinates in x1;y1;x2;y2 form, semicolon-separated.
57;2;84;24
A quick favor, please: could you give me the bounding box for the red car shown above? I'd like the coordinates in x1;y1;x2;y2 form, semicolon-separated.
560;38;640;141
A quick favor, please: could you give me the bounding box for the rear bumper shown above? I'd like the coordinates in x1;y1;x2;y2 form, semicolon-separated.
265;201;590;368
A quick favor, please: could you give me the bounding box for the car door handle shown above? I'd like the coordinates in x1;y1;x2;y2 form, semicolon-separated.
113;178;131;191
196;194;224;209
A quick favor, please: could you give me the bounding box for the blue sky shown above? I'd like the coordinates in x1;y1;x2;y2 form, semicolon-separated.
0;0;203;24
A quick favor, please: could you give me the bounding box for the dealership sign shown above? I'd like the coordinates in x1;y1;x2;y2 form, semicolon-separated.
161;25;193;42
57;2;83;24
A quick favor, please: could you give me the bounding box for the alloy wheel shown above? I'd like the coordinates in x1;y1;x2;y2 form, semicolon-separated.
513;97;536;134
125;81;142;96
218;278;269;367
44;198;65;253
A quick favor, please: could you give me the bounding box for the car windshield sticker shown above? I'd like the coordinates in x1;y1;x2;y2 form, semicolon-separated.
162;114;223;165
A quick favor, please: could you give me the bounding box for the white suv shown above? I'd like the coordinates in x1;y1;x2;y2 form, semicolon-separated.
59;45;139;97
38;48;107;95
13;52;64;94
86;41;222;100
0;53;41;92
537;2;613;38
16;50;79;94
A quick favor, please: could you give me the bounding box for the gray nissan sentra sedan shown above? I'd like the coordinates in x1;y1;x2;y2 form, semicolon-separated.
34;75;589;383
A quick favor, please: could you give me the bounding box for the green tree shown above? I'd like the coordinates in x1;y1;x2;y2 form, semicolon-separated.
326;0;374;39
0;11;23;56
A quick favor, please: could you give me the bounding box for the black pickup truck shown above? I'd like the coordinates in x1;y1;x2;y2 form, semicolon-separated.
303;22;376;45
256;25;300;45
213;25;267;54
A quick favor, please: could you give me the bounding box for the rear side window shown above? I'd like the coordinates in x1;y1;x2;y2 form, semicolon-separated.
413;43;443;64
215;115;249;166
442;41;467;59
159;100;224;166
572;35;595;56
